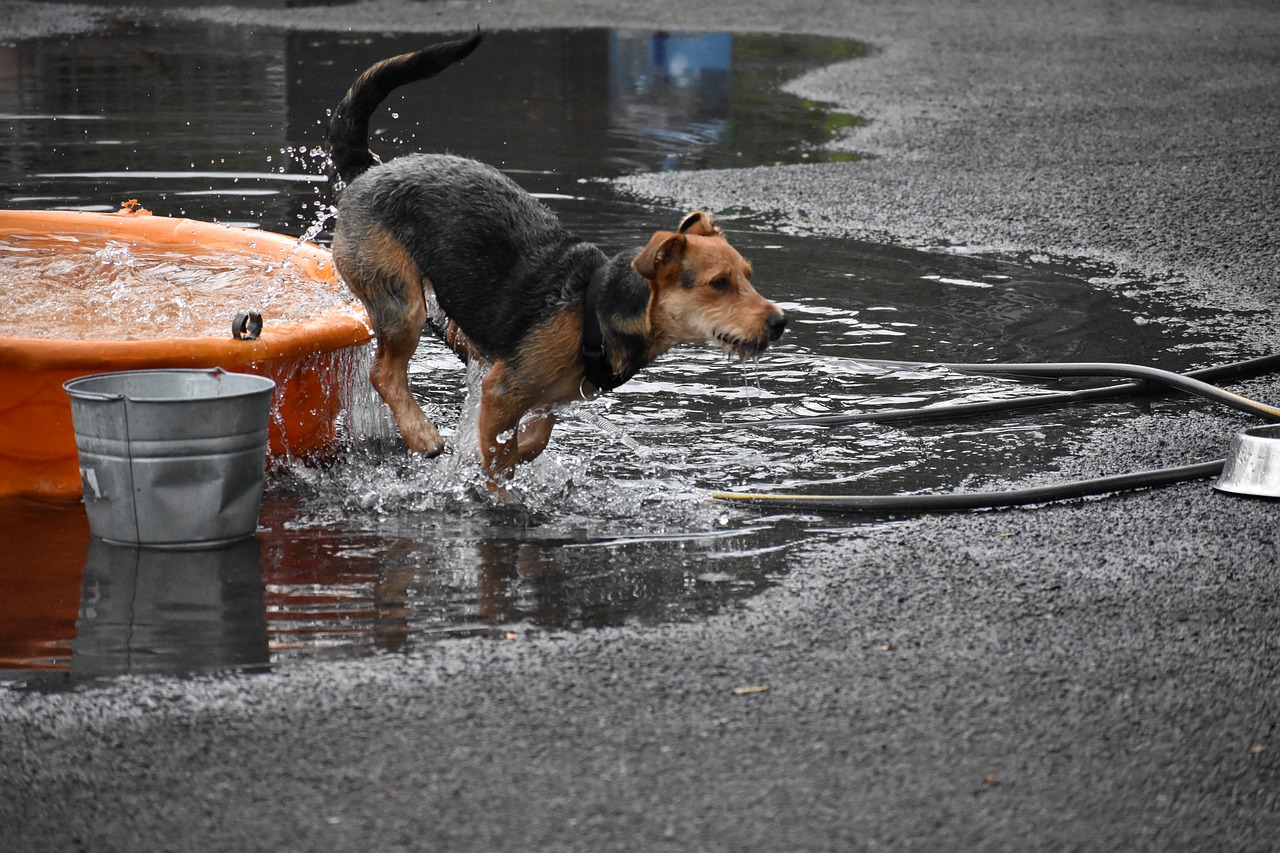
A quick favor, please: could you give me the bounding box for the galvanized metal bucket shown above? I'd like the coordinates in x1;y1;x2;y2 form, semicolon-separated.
64;368;276;548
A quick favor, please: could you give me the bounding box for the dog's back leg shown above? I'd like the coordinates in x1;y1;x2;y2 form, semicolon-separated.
370;315;445;457
334;227;446;456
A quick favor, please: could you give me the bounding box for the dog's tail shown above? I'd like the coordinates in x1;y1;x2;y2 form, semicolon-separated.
327;32;483;187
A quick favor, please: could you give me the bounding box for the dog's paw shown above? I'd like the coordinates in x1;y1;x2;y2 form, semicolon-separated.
403;421;446;457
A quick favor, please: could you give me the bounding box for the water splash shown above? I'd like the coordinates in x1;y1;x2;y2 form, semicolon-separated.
276;202;338;276
298;203;337;245
0;233;352;340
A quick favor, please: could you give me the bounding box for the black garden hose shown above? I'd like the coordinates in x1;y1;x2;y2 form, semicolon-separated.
713;459;1225;514
745;352;1280;427
933;359;1280;421
715;353;1280;514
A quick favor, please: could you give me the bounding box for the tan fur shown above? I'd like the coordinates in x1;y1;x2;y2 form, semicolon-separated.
637;228;779;362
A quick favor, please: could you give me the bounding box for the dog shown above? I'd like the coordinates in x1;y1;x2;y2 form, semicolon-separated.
327;33;786;486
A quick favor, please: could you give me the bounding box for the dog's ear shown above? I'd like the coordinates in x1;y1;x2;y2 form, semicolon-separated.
632;230;686;280
677;211;722;237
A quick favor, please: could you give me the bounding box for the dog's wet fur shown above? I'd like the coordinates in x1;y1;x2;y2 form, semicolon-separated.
328;33;786;485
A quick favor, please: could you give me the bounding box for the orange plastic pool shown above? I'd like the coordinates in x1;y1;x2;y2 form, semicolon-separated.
0;204;372;500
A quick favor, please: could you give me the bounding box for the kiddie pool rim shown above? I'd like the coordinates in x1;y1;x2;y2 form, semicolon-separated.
0;206;373;500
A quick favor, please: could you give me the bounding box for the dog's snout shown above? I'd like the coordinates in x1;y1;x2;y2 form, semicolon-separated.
766;310;787;341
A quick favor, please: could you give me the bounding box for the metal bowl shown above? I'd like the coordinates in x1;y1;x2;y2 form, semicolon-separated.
1214;424;1280;498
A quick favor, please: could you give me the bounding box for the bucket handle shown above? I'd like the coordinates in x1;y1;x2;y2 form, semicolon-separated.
66;388;126;403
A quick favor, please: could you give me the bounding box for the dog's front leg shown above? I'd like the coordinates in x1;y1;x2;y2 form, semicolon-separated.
516;410;557;464
477;361;528;488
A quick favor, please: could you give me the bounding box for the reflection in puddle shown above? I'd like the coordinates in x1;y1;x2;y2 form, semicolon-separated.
603;32;866;173
0;26;1258;677
256;498;793;663
74;539;268;678
2;28;867;229
0;500;86;672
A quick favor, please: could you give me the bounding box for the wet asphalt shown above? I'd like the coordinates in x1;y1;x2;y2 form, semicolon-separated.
2;1;1277;850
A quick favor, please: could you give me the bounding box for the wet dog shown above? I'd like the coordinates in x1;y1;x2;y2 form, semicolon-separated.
327;33;786;485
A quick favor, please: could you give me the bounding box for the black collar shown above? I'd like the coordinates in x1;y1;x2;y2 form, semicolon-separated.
581;264;637;393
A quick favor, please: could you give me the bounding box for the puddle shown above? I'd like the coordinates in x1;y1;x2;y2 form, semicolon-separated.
2;28;866;229
0;25;1259;679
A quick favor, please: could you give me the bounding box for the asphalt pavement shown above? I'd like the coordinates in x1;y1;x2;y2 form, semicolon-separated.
2;1;1277;850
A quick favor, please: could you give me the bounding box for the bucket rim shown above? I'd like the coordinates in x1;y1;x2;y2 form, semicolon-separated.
63;366;277;403
1233;423;1280;440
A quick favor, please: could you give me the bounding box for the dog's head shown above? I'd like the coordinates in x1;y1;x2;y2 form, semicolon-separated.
632;212;786;359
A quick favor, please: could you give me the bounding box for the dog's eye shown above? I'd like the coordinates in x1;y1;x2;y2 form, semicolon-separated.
710;277;732;292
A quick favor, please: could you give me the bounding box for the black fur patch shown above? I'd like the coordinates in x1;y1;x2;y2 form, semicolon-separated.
337;155;607;361
597;251;654;380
